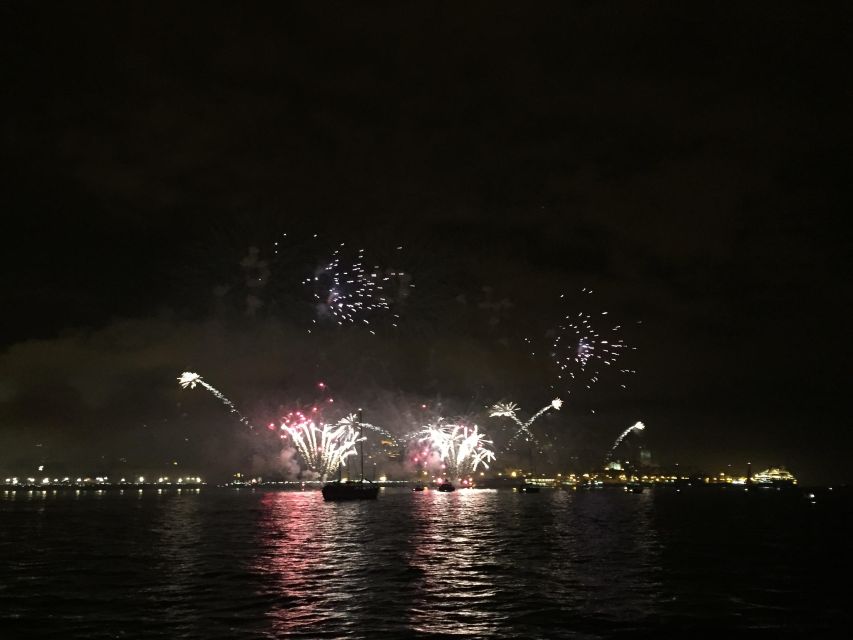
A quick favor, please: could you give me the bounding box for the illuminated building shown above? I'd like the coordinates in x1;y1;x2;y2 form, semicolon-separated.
753;467;797;486
379;438;401;460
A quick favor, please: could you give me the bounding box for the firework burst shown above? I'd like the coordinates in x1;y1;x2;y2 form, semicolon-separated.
336;413;397;444
177;372;253;427
299;239;407;331
276;412;363;480
489;398;561;449
416;420;495;480
607;421;646;460
528;288;635;398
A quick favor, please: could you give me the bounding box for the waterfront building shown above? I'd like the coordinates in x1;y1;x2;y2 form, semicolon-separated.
753;467;797;486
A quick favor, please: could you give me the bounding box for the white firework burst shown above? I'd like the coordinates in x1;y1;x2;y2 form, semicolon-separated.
417;420;495;480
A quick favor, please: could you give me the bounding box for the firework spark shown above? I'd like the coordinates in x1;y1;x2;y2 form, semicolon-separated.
177;372;252;427
277;412;362;480
176;373;383;479
607;421;646;460
417;420;495;480
489;398;562;449
301;241;406;330
336;413;397;444
541;289;635;397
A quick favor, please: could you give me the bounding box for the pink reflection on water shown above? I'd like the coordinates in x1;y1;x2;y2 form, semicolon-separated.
254;490;370;636
254;491;326;633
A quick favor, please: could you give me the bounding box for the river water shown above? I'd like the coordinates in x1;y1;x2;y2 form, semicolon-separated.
0;486;849;638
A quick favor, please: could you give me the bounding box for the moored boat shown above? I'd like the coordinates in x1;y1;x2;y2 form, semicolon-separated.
322;410;379;502
322;479;379;501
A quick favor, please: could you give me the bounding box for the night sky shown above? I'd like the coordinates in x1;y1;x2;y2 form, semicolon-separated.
1;2;849;484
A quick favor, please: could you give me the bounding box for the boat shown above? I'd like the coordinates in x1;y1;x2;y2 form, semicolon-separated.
626;482;644;493
437;482;456;492
322;479;379;501
321;410;379;501
517;481;540;493
578;479;604;490
413;483;425;492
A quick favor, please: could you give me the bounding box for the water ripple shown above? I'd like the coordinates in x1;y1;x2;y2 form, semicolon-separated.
0;487;849;637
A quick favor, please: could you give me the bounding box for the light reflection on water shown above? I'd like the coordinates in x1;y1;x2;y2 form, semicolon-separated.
0;487;847;638
406;490;504;636
255;488;662;638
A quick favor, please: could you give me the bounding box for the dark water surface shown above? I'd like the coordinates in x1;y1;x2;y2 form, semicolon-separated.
1;487;849;638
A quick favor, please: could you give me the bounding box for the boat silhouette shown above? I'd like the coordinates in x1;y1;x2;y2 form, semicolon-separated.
321;410;379;501
517;479;540;493
321;479;379;501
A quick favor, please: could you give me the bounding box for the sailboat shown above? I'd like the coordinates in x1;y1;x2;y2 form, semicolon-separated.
321;410;379;501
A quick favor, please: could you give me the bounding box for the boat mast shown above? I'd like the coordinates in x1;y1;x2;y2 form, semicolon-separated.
358;408;364;482
528;436;534;480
